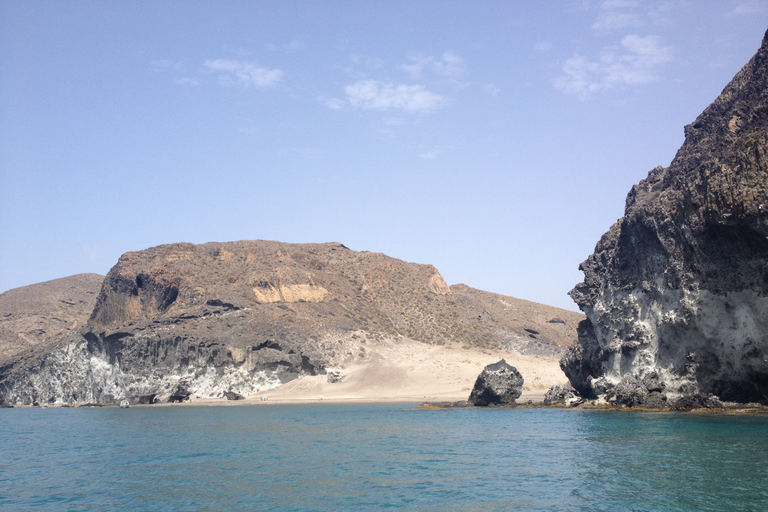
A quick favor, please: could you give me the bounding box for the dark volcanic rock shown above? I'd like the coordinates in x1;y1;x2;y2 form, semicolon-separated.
136;394;157;405
224;390;245;401
543;385;581;406
468;360;524;406
0;241;580;405
564;30;768;406
167;382;191;402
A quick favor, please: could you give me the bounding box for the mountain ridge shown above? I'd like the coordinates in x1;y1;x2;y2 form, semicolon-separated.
0;240;582;405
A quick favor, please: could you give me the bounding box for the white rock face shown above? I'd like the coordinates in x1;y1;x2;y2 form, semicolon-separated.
564;31;768;407
572;284;768;405
0;332;316;405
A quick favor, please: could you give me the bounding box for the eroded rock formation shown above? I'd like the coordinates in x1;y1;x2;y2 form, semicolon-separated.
0;241;582;405
468;359;524;406
564;30;768;406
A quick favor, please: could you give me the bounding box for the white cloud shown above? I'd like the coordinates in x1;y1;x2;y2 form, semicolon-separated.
726;0;768;17
174;77;200;86
403;51;465;79
555;34;673;98
592;0;643;32
204;59;283;88
324;97;346;110
343;80;444;112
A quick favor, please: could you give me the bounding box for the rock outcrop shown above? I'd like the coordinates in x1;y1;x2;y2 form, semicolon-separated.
0;241;582;405
564;30;768;406
543;385;581;406
468;359;524;406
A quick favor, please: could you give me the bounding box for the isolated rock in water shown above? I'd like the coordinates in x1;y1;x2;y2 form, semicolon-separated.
543;385;581;406
468;360;524;406
564;29;768;406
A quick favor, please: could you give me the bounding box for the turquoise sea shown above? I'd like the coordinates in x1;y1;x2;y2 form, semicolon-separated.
1;404;766;511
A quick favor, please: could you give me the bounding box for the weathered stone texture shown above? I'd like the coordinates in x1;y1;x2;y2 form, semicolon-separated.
564;30;768;406
468;359;524;406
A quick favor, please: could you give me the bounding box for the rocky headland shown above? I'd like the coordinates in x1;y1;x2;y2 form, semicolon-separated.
0;241;582;406
563;30;768;408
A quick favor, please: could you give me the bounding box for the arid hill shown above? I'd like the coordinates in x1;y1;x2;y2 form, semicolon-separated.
0;274;103;363
0;241;582;405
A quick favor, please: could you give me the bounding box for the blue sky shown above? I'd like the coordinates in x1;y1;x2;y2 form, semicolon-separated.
2;1;767;311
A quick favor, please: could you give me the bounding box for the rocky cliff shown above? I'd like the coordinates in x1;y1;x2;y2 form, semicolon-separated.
0;241;582;405
564;30;768;406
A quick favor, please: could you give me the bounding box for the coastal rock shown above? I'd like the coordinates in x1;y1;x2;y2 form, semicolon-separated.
224;390;245;401
564;30;768;406
0;241;582;405
325;368;346;383
468;360;524;406
543;385;581;406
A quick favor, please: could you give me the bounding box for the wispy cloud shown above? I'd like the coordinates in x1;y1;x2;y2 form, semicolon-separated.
328;51;463;113
726;0;768;17
150;59;183;73
402;51;465;80
592;0;643;32
204;59;283;88
267;39;304;52
174;77;200;86
343;80;444;112
534;41;554;54
419;149;440;160
555;34;673;98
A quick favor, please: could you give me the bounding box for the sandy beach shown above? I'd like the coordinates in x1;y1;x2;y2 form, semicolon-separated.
182;338;567;406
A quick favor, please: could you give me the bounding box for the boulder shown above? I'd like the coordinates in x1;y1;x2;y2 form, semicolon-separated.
468;360;524;406
224;391;245;401
326;368;345;383
167;383;191;403
543;385;581;406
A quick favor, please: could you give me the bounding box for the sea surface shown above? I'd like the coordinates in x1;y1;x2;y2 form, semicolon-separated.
1;403;766;511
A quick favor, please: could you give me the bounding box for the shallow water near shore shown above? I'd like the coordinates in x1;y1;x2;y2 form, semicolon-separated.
1;404;766;511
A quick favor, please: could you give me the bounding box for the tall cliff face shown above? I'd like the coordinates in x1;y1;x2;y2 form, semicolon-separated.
564;30;768;406
0;241;582;405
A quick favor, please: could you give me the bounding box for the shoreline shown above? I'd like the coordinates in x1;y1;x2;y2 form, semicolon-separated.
6;392;768;414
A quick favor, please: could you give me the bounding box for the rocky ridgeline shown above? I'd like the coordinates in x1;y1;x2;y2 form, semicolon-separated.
0;274;103;362
0;241;582;405
564;30;768;407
